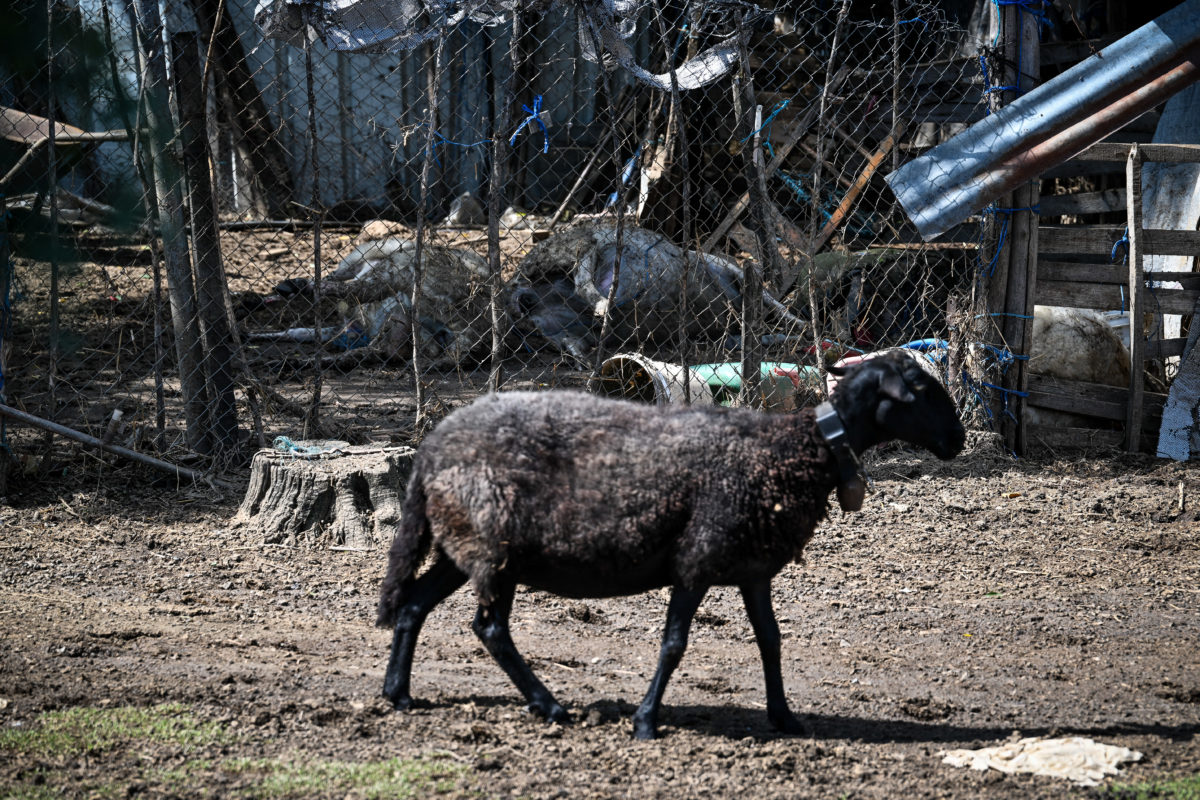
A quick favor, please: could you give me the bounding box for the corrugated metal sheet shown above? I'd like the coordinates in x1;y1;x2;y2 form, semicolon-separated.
887;0;1200;241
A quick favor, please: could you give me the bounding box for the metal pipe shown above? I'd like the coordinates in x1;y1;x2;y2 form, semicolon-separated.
0;402;234;488
887;0;1200;240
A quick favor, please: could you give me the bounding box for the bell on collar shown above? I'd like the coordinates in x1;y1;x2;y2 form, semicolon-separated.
837;475;865;512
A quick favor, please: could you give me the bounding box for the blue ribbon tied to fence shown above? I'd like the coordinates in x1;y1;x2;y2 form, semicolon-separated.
1111;226;1130;264
510;94;549;154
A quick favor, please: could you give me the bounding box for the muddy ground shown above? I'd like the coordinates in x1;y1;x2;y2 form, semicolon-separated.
1;435;1199;798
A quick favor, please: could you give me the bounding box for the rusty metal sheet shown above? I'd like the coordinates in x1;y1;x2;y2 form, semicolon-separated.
886;0;1200;241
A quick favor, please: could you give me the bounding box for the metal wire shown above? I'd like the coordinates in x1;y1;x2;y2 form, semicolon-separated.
2;0;1008;471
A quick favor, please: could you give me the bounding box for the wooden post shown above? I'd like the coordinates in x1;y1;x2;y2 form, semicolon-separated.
1011;5;1041;456
741;102;764;407
995;2;1040;454
487;17;520;392
1125;144;1145;452
0;190;9;497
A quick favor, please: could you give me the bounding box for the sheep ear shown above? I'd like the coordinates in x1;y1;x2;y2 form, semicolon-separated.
880;372;916;403
827;364;846;377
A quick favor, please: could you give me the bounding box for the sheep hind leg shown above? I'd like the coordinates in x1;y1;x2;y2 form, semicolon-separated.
471;582;570;724
740;581;805;735
632;586;707;740
382;554;468;710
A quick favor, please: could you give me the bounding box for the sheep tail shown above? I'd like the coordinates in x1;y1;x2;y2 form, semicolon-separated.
375;470;432;628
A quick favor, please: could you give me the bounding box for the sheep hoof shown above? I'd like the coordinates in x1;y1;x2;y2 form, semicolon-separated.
528;701;572;725
632;720;658;740
389;695;416;712
769;711;806;736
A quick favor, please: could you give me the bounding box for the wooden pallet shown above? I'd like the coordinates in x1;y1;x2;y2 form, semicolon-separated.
1030;142;1200;452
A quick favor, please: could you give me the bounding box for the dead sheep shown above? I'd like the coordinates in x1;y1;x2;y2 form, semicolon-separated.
1026;305;1131;428
376;351;966;739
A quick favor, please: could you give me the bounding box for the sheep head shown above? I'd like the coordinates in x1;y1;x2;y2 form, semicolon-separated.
828;350;965;460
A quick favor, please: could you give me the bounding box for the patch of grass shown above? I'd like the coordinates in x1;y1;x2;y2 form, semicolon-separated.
0;703;228;758
0;787;64;800
1106;774;1200;800
218;755;467;799
1;706;467;799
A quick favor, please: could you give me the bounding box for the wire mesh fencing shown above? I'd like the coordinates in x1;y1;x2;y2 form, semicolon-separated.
1;0;992;480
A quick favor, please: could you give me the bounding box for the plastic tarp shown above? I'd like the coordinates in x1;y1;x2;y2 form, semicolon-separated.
253;0;739;90
1148;83;1200;461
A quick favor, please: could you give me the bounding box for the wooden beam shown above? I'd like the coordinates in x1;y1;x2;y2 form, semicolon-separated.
1039;261;1200;285
1037;261;1128;284
1035;280;1200;315
808;123;903;255
1040;225;1200;257
1005;2;1040;456
701;66;849;253
1142;229;1200;257
1026;374;1166;421
1125;144;1145;452
1146;337;1190;359
1042;160;1125;179
1039;36;1121;68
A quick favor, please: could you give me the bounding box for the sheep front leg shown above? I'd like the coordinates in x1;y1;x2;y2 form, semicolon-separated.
472;582;571;724
382;555;468;710
740;581;805;735
633;586;707;740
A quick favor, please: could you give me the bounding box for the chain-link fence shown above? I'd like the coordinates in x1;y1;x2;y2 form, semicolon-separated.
3;0;1001;481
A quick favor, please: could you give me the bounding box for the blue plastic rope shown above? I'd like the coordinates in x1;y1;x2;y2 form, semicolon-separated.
896;17;928;28
1111;226;1130;264
980;0;1052;110
978;204;1039;277
990;205;1040;214
433;131;491;149
978;343;1029;368
509;95;549;154
273;436;337;457
980;210;1008;277
982;381;1029;399
979;54;1017;101
995;0;1053;36
776;171;875;235
606;143;644;208
982;381;1027;424
741;99;790;144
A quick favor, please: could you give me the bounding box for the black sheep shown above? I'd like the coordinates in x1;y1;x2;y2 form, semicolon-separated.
377;350;965;739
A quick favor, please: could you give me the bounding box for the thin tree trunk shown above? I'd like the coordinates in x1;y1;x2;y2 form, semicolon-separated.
411;30;448;429
172;30;240;467
188;0;295;218
125;0;212;454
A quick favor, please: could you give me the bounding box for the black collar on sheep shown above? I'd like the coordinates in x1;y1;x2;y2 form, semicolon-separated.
814;400;867;512
826;350;966;463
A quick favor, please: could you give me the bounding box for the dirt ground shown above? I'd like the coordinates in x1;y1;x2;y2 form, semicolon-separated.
1;434;1199;799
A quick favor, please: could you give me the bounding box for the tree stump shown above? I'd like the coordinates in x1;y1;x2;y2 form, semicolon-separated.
232;441;416;549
